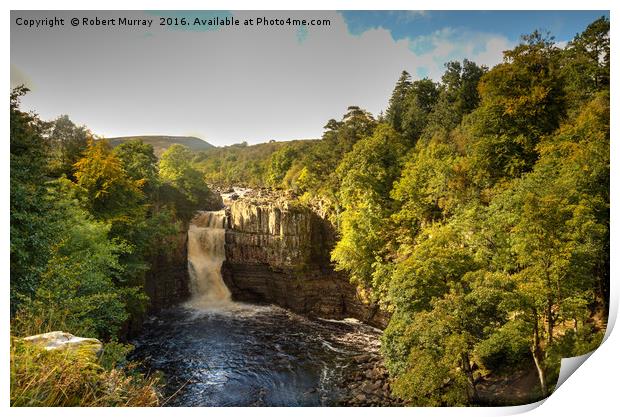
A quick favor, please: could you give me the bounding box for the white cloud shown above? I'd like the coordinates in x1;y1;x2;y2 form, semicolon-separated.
11;11;514;145
405;27;514;79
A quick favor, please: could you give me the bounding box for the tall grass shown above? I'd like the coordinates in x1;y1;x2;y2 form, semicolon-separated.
10;337;160;407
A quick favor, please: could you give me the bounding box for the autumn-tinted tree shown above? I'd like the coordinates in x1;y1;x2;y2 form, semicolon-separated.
331;124;408;297
74;139;145;221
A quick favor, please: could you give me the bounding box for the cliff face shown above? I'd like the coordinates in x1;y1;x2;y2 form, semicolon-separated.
144;230;190;311
222;198;389;328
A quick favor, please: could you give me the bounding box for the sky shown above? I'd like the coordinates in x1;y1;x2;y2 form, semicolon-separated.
10;10;609;146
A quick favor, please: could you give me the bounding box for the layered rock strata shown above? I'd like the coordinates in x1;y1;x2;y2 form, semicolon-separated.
221;198;389;328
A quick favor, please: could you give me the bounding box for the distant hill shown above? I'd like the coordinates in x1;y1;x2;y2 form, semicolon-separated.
106;135;215;156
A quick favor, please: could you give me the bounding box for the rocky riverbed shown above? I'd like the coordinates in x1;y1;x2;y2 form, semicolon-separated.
337;352;402;406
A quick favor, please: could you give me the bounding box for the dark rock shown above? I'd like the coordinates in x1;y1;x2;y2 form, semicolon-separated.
222;198;390;328
143;228;190;312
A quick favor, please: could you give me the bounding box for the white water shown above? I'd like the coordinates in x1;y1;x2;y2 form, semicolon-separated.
186;210;232;309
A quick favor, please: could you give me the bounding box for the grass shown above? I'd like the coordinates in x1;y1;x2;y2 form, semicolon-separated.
10;336;161;407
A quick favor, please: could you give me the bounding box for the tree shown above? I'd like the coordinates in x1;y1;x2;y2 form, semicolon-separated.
502;92;608;394
267;145;297;187
400;78;439;143
113;139;159;195
331;124;408;297
463;32;565;187
159;144;220;221
421;60;486;137
383;220;514;405
10;86;56;309
47;115;91;179
74;139;145;221
561;16;610;107
13;178;137;339
385;71;412;132
295;106;377;220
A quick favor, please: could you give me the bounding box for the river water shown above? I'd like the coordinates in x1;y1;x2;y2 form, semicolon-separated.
129;209;384;406
130;304;383;406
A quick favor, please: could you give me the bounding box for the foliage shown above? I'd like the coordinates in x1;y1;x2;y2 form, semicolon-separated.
74;139;145;222
561;17;610;110
113;139;159;195
10;87;57;309
10;337;160;406
12;178;142;339
194;140;285;187
47;115;92;179
329;22;609;405
159;144;221;221
331;124;408;295
9;88;188;406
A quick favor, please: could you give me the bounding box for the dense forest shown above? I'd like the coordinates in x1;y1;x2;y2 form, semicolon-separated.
193;18;610;404
10;16;609;406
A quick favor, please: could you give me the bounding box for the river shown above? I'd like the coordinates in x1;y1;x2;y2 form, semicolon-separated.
130;303;383;406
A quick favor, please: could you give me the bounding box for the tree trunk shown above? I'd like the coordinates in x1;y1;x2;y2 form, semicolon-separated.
547;300;554;344
532;346;548;397
532;310;548;397
461;352;479;403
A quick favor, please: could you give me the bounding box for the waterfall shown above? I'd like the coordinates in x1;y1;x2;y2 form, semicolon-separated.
186;210;232;308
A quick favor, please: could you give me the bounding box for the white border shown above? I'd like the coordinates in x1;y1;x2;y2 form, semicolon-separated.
3;1;617;416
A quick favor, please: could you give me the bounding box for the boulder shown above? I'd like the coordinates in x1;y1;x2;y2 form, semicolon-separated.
22;331;102;356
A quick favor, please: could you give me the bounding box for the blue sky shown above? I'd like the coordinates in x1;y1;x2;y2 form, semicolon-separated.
339;10;609;80
340;11;609;44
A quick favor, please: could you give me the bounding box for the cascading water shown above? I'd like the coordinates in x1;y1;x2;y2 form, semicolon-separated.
130;207;389;406
186;210;231;308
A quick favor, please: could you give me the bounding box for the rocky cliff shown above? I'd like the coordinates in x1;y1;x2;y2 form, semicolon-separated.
144;229;190;311
222;196;389;328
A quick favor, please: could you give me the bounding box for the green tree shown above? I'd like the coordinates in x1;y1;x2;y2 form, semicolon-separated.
159;144;220;221
266;145;297;187
497;92;608;394
464;32;565;187
401;78;439;143
561;16;610;107
331;124;408;297
13;179;138;339
426;60;486;135
10;86;56;308
295;106;377;219
113;139;159;196
385;71;412;131
47;115;92;179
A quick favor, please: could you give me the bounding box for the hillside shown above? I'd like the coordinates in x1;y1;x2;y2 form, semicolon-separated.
106;135;214;156
193;139;319;188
